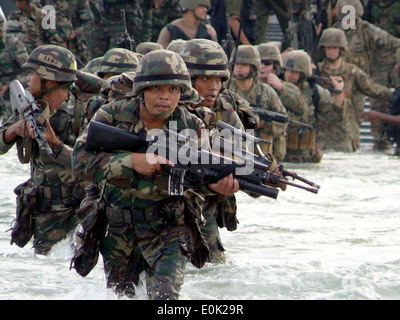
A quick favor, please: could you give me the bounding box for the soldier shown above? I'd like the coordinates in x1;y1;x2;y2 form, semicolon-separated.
72;50;239;299
39;0;95;66
0;45;89;255
0;17;29;119
88;0;144;59
334;0;400;151
229;45;288;161
8;0;66;53
178;38;246;263
157;0;218;49
281;50;345;163
316;28;392;152
257;43;307;129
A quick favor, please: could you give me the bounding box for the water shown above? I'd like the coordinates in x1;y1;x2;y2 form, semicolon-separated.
1;145;400;300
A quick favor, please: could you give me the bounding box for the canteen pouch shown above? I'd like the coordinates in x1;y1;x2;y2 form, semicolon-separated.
10;179;39;248
216;194;238;232
70;187;105;277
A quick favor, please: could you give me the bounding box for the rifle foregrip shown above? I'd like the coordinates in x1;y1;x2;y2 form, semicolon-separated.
237;178;279;199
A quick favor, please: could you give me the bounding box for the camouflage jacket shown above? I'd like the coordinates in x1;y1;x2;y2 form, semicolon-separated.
73;97;211;210
0;92;87;192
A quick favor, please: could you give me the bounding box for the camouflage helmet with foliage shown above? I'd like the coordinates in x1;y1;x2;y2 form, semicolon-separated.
179;38;230;81
132;49;201;103
97;48;139;76
136;42;163;55
257;43;282;67
234;45;261;70
180;0;210;10
335;0;364;20
318;28;348;51
22;45;77;82
282;50;312;78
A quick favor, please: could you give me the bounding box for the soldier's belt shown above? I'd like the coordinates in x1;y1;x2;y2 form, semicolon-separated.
105;206;162;224
38;185;70;199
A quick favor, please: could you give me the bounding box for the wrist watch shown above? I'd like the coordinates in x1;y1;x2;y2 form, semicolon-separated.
332;88;343;95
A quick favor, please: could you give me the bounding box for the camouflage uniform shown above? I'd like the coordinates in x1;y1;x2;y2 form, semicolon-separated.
316;28;392;151
151;0;182;42
7;1;66;53
179;39;244;263
39;0;95;66
0;45;88;255
334;0;400;150
258;43;307;124
229;45;287;161
282;50;345;163
88;0;144;59
0;20;29;118
72;50;211;299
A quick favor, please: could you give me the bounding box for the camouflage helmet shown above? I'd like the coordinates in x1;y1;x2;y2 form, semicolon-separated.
97;48;139;76
82;56;103;74
180;0;210;10
318;28;348;51
234;45;261;70
136;42;163;55
22;45;77;82
336;0;364;19
282;50;312;78
257;43;282;67
179;38;230;81
166;39;187;53
132;49;200;103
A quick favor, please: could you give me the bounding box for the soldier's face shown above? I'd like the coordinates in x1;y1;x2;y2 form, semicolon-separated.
26;71;42;95
260;60;275;79
15;0;28;10
324;47;340;61
233;64;251;78
284;70;301;84
193;76;222;107
143;85;181;117
193;5;208;21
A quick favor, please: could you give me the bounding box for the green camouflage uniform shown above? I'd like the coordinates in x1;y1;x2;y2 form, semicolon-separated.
316;28;392;151
89;0;144;59
39;0;95;66
0;25;29;118
334;0;400;149
7;3;66;53
0;45;89;255
229;45;287;161
151;0;182;42
72;50;211;299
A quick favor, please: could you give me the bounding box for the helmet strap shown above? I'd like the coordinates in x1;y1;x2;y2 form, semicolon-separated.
35;80;72;99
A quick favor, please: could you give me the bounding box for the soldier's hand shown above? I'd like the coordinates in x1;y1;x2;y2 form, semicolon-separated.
43;119;61;147
3;120;29;144
208;174;239;195
361;110;384;123
131;153;174;176
330;76;344;92
267;73;283;92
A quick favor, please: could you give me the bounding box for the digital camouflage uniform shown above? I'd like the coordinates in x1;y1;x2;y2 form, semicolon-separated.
282;50;345;163
258;43;307;127
179;38;244;263
88;0;144;59
316;28;392;152
230;45;287;161
72;50;211;300
0;20;29;118
0;45;88;255
7;1;66;53
334;0;400;150
39;0;95;66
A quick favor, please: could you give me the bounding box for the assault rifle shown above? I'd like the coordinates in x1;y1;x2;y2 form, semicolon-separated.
250;107;314;130
84;121;320;199
117;9;136;52
10;80;53;158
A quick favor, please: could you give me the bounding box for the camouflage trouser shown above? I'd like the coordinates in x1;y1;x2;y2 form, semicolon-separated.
200;197;225;264
101;217;191;300
33;202;80;255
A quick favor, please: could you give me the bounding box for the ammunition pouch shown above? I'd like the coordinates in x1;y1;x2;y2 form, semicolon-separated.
286;126;316;152
216;194;238;232
10;179;40;248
